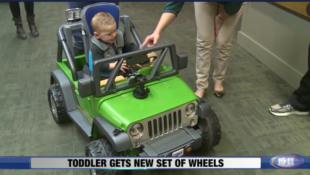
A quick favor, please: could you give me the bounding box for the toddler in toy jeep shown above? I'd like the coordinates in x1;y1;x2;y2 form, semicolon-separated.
89;12;157;78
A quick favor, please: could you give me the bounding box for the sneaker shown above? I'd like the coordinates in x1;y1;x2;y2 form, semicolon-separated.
269;102;309;116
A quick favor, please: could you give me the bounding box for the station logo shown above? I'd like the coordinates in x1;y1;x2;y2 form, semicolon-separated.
270;154;304;168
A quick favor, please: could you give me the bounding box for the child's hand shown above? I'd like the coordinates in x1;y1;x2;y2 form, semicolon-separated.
120;61;128;73
109;61;128;73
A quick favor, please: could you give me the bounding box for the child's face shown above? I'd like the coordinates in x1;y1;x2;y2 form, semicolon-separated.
94;22;117;44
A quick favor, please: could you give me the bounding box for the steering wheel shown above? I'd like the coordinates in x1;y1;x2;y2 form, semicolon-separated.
121;51;157;78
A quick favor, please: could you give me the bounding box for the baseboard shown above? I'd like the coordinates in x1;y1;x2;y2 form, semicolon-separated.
237;31;303;89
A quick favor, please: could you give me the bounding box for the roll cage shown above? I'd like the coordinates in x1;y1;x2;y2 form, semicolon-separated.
56;15;188;98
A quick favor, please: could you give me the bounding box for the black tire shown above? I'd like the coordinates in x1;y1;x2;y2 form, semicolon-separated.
196;109;221;150
85;139;125;175
47;85;70;124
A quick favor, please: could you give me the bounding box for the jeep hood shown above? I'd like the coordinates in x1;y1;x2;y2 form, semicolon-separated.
99;77;198;130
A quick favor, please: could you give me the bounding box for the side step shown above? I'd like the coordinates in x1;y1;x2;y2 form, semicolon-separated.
68;110;92;138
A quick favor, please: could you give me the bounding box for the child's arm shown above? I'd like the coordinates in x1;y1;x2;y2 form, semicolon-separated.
91;45;111;72
109;62;117;70
91;44;127;73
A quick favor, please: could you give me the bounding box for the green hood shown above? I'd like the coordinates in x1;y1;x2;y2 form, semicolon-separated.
99;77;198;130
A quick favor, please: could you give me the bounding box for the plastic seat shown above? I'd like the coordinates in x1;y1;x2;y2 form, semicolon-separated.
80;2;124;76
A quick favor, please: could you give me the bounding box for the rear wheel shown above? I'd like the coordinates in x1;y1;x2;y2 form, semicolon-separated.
47;85;70;124
85;139;125;175
196;108;221;150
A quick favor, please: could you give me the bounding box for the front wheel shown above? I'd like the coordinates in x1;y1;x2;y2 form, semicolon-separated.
85;139;125;175
196;109;221;150
47;85;70;124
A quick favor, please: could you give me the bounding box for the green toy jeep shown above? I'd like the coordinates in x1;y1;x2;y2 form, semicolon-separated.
47;3;221;175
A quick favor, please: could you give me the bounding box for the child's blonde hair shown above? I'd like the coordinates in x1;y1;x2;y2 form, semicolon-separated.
91;12;115;32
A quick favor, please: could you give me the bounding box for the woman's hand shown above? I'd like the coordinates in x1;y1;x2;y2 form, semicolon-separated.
214;15;224;37
141;13;177;48
141;32;160;48
215;5;230;37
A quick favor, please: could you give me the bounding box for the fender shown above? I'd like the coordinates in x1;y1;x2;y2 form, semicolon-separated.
196;100;214;119
50;69;77;112
92;117;132;152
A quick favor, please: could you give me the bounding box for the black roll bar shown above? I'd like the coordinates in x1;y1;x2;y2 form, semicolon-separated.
57;24;78;81
130;21;142;47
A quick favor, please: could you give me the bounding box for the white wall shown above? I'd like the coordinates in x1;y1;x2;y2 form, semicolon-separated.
237;2;309;89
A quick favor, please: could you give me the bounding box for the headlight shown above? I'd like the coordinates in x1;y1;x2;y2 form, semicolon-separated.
65;8;81;22
129;123;144;138
185;103;196;118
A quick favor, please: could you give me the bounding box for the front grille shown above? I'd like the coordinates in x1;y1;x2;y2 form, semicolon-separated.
148;110;182;139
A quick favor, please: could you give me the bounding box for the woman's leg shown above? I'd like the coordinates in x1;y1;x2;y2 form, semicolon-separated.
9;2;27;40
24;1;34;16
194;2;218;98
213;3;245;98
213;3;245;97
24;1;39;37
9;2;21;18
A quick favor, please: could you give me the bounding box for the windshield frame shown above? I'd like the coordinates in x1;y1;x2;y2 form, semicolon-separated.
92;43;180;97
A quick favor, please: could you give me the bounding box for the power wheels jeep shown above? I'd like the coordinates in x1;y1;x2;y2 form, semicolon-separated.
47;3;221;175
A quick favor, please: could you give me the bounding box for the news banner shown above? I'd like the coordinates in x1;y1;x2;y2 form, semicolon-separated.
1;154;310;169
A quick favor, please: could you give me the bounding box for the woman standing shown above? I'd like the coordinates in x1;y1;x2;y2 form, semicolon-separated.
142;2;245;98
9;2;39;40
